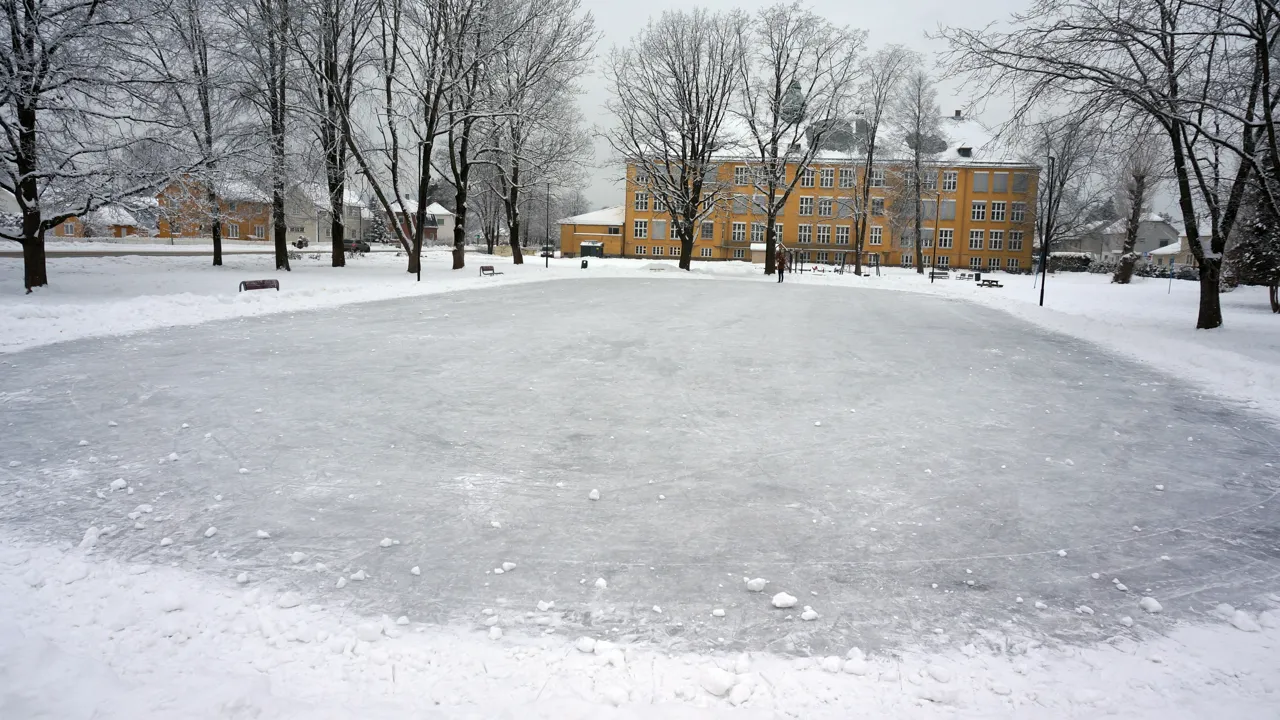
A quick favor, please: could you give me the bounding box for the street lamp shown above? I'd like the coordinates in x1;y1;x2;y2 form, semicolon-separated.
1038;155;1055;306
545;181;551;268
930;186;941;283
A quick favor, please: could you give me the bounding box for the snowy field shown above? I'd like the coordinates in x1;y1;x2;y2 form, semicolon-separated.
2;252;1279;718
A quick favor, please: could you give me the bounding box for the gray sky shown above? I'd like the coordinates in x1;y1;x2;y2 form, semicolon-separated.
576;0;1024;210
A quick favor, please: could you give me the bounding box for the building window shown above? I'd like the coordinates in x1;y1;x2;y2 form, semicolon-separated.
227;224;240;239
938;228;954;249
797;225;812;244
989;230;1004;250
937;255;950;268
800;250;810;262
819;168;834;188
942;171;958;192
1007;258;1019;269
1012;173;1030;193
972;172;989;192
700;247;712;258
63;222;75;235
901;253;914;267
653;196;666;212
969;256;982;269
734;166;750;186
971;202;986;221
988;257;1000;269
839;168;855;188
700;222;714;240
1011;202;1027;222
817;198;833;217
835;226;850;245
816;225;831;244
324;225;331;237
774;224;783;243
798;197;814;216
634;245;646;255
608;227;621;235
751;223;764;243
733;248;745;259
634;168;649;184
731;222;746;242
923;172;937;191
813;251;825;263
670;246;679;256
634;192;649;211
991;201;1006;222
227;201;238;212
872;198;885;216
969;229;984;250
254;224;266;238
940;200;956;220
800;168;815;188
870;169;885;187
920;228;934;248
652;245;664;256
993;173;1009;193
633;220;648;238
870;226;883;246
1009;231;1024;251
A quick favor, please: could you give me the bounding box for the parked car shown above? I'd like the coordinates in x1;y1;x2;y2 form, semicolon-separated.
344;239;370;253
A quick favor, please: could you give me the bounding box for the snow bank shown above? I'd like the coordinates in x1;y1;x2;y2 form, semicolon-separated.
1;538;1277;719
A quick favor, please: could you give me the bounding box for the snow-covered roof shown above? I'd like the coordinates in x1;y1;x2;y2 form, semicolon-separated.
1098;214;1174;236
1149;243;1182;256
89;205;138;227
424;202;453;217
216;180;271;204
559;206;624;226
297;182;366;210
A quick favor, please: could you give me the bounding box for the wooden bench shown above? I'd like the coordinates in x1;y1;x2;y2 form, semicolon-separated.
479;265;503;277
238;279;280;292
929;270;949;280
978;279;1004;288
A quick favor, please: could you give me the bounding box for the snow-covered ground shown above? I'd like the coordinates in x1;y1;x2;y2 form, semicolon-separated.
2;252;1279;718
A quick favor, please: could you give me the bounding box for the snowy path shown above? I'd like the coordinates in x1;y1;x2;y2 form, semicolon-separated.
3;279;1277;661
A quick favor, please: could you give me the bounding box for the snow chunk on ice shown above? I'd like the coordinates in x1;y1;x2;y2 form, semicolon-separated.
410;566;421;576
501;562;516;572
594;578;607;590
204;527;218;538
588;489;600;501
1155;484;1165;491
78;440;89;446
1076;606;1094;615
379;538;395;548
712;608;725;617
575;637;596;653
700;667;736;697
236;572;249;585
107;421;118;427
256;530;271;539
488;626;503;640
159;537;173;547
814;421;822;427
1034;601;1048;610
801;606;819;621
78;526;100;551
335;577;347;589
289;552;306;564
158;593;184;612
350;570;367;581
537;600;555;612
356;623;382;642
1120;616;1134;627
927;665;952;683
745;577;768;592
1139;597;1163;613
1056;549;1067;557
109;478;126;491
238;468;249;475
771;592;797;609
277;592;302;609
490;521;501;529
820;656;842;673
1230;610;1261;632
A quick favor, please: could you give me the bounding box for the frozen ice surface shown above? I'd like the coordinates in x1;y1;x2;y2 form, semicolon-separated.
1;279;1278;654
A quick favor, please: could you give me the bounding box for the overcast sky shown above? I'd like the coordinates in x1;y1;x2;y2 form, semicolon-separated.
575;0;1027;210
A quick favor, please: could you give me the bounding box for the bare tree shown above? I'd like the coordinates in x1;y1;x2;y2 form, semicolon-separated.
891;68;946;273
735;1;863;275
939;0;1277;328
487;0;596;265
0;0;187;291
849;45;916;276
227;0;295;271
292;0;377;267
1112;134;1165;283
604;8;746;270
1025;113;1108;279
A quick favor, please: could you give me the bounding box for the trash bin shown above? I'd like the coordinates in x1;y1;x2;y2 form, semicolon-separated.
581;260;588;269
974;272;982;282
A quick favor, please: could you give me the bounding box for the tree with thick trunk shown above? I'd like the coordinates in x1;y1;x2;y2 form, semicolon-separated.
604;8;746;271
1112;135;1163;283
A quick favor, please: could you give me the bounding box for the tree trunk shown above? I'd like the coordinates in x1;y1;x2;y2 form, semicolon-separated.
508;219;524;264
330;212;345;264
1196;257;1224;329
327;170;347;268
763;209;777;275
1114;253;1140;284
1270;284;1279;313
22;237;47;292
208;185;223;267
679;234;692;270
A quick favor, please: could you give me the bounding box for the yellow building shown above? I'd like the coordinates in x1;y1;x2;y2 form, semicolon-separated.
559;206;624;257
618;119;1039;272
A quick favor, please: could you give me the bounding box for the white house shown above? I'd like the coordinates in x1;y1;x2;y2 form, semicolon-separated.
1059;214;1181;260
288;184;372;246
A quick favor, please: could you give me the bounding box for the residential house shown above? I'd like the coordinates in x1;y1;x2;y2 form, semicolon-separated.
1149;236;1199;267
387;200;454;245
288;184;374;246
559;207;624;257
157;179;272;241
1058;214;1180;260
84;205;141;237
620;112;1038;271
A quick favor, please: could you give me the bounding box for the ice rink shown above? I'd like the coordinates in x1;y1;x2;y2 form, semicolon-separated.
3;278;1277;654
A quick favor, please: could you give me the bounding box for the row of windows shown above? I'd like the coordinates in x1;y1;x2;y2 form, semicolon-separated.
640;219;1026;251
728;167;1031;194
163;222;264;238
640;192;1029;225
631;245;714;258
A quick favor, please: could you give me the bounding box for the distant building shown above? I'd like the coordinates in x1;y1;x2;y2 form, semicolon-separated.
615;113;1038;271
288;184;373;245
558;207;624;257
1149;236;1199;268
156;179;272;241
387;200;454;245
1058;214;1180;261
85;205;141;237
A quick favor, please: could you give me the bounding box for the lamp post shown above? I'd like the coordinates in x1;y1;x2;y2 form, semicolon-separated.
1038;155;1055;306
930;186;941;282
545;181;551;268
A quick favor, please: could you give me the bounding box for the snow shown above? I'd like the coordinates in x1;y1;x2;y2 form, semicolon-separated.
588;489;600;501
4;254;1280;716
1140;597;1165;613
745;578;768;592
771;592;798;609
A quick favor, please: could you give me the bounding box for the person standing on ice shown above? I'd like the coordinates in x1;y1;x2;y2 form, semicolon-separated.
776;250;786;282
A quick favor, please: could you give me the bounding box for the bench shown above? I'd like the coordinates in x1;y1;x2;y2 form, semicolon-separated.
238;279;279;292
978;279;1004;288
929;270;949;280
479;265;503;277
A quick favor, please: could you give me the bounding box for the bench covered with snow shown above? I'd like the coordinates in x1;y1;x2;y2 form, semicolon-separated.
479;265;503;277
238;279;280;292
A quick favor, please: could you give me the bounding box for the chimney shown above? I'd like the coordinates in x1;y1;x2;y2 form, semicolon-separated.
954;110;962;118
